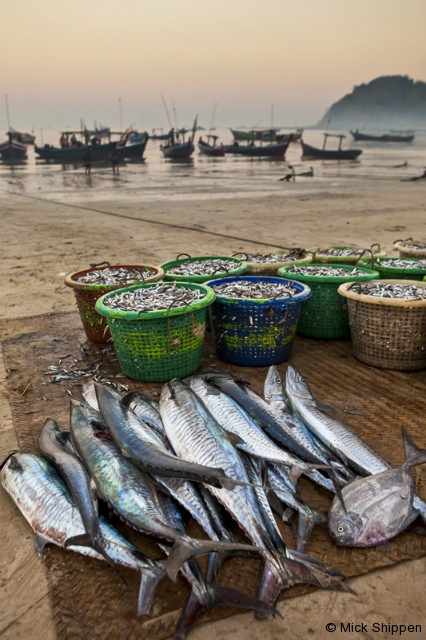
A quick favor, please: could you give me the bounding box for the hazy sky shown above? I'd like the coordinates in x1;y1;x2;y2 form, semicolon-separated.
2;0;425;131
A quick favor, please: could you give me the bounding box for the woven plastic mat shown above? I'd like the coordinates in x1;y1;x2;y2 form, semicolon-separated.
2;311;426;640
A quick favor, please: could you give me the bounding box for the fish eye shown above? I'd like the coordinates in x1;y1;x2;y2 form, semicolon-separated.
337;526;344;533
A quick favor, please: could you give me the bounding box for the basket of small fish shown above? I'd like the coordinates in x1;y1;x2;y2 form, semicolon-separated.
161;255;248;283
309;244;386;265
65;263;164;343
95;281;215;381
394;238;426;258
206;275;311;365
233;248;312;275
360;257;426;281
278;263;379;339
338;279;426;370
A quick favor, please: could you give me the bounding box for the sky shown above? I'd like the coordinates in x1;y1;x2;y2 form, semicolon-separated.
1;0;425;132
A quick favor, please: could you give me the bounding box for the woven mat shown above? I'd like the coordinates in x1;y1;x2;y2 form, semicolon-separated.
2;311;426;639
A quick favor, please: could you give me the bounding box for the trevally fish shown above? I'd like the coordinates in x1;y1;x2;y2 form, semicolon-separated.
38;418;114;565
70;398;257;580
329;429;426;547
95;383;246;489
160;379;350;605
0;452;166;616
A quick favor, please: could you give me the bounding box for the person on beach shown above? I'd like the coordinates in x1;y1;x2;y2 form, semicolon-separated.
83;145;92;175
111;147;120;174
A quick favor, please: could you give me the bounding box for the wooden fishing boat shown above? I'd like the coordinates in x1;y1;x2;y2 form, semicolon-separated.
120;132;148;159
301;134;362;160
160;118;196;159
350;130;415;143
198;135;225;157
0;132;27;160
9;128;36;144
150;128;170;141
231;128;301;143
224;135;292;158
35;140;118;163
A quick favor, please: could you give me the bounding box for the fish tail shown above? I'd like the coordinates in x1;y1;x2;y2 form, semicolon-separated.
173;582;278;639
167;537;261;582
402;428;426;469
296;507;327;553
137;560;167;616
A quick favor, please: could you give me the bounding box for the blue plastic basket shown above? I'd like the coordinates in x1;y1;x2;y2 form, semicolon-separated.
206;276;311;366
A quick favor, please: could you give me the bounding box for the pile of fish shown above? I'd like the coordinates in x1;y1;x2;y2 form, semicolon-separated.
243;250;307;264
376;258;426;270
286;265;365;277
351;281;426;300
2;365;426;638
315;248;366;257
103;282;206;313
402;243;426;250
75;267;157;285
211;281;299;299
166;259;239;276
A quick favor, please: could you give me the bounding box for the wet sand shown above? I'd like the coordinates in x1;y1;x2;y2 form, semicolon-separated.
1;178;426;638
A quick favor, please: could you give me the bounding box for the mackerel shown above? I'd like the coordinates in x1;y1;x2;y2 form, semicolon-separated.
0;452;167;616
70;398;256;579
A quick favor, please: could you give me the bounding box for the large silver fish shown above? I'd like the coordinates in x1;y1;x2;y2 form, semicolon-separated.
70;398;256;580
285;366;426;520
160;380;350;605
0;451;167;616
95;382;244;489
329;429;426;547
38;418;113;565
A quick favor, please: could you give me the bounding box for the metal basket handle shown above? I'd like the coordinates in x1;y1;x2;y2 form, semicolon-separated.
90;261;110;268
176;253;192;260
393;237;413;245
231;252;248;260
356;248;374;268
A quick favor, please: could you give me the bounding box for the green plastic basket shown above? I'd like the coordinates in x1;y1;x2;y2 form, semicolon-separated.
277;263;379;339
161;256;248;283
309;245;386;265
359;258;426;281
95;282;216;382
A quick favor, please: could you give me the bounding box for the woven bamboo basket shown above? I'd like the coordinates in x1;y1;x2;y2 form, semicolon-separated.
338;279;426;371
394;239;426;259
308;244;386;265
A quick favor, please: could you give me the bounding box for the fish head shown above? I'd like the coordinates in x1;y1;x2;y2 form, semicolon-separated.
264;366;285;401
328;510;364;546
285;366;312;401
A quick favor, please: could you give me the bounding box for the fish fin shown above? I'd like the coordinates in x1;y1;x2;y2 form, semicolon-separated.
64;533;93;548
314;400;336;414
121;449;131;458
90;478;99;499
296;507;327;553
167;538;261;583
282;507;295;527
173;582;278;640
120;391;136;408
137;561;167;616
402;428;426;469
206;387;221;396
290;465;304;483
288;550;346;578
284;556;354;594
224;430;246;446
406;513;426;537
35;533;51;557
333;481;348;514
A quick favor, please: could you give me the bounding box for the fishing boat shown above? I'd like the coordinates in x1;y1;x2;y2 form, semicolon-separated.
198;135;225;157
150;128;170;141
120;132;148;159
301;134;362;160
350;130;415;143
160;118;196;159
9;128;36;144
224;134;292;158
35;128;128;163
0;132;27;160
231;128;301;143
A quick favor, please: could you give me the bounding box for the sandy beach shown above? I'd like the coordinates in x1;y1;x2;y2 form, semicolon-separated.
1;176;426;638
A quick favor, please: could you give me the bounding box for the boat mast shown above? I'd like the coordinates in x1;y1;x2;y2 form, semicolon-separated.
5;94;11;130
161;95;173;130
118;97;122;134
208;103;217;134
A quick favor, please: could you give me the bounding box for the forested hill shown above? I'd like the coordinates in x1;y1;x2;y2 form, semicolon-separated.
316;76;426;129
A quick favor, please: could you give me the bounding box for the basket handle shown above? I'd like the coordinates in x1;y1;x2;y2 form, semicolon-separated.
90;261;110;268
356;248;374;268
176;253;191;260
231;252;248;260
369;243;380;253
393;237;413;245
